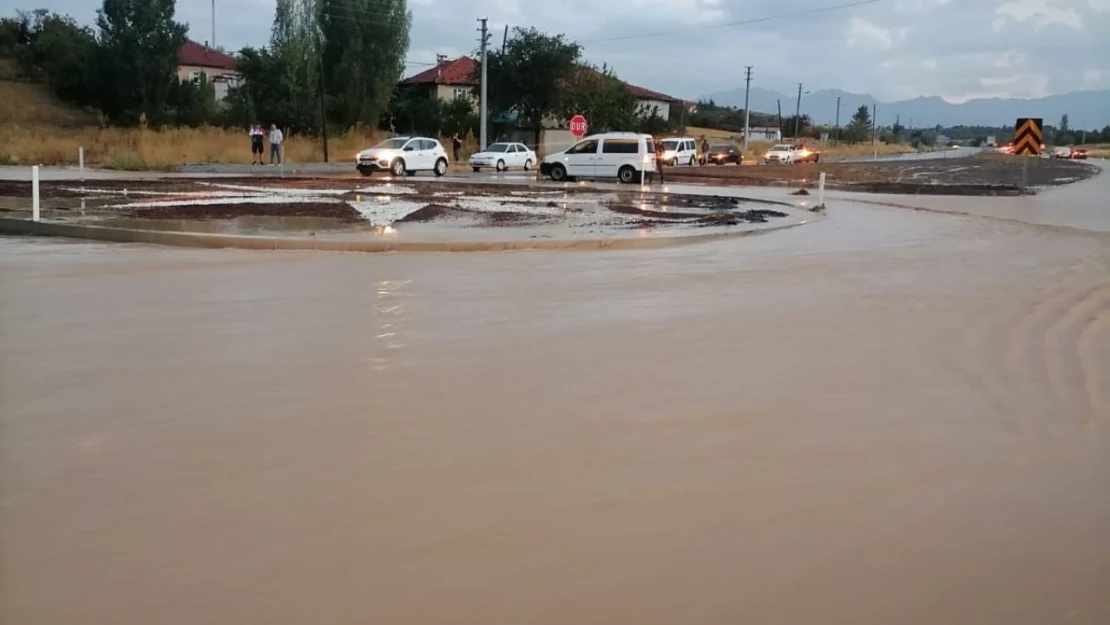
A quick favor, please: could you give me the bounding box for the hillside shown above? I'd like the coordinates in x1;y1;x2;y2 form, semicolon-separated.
0;78;99;127
704;86;1110;129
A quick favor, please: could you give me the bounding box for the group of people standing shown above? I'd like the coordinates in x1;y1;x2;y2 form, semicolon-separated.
249;124;284;166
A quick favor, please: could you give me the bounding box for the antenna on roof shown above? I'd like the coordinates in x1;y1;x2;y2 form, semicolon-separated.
435;53;447;80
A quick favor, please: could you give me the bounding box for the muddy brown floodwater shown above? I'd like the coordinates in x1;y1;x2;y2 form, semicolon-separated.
2;196;1109;624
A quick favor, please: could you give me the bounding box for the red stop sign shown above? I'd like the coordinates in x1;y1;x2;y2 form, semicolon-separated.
569;114;588;138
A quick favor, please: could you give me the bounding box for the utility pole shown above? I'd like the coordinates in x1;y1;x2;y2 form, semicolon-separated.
211;0;215;49
833;96;841;145
477;18;490;151
793;82;803;144
741;65;753;156
871;103;878;160
316;28;328;162
776;99;783;141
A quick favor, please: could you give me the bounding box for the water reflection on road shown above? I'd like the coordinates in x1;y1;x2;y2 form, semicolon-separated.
1;199;1109;625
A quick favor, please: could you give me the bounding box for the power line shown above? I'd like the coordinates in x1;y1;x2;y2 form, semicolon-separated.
580;0;886;44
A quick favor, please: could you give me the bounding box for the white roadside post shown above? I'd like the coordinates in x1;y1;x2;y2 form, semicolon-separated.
78;146;85;181
818;172;826;208
32;165;41;222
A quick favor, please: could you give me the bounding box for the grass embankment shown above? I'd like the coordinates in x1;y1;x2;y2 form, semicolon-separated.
686;125;919;160
0;125;401;170
0;79;489;170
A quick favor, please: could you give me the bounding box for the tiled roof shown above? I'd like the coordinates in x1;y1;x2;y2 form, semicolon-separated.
401;56;478;86
625;83;678;103
401;56;680;103
179;40;237;71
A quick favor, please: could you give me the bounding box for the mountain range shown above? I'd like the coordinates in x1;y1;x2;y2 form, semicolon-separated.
702;87;1110;129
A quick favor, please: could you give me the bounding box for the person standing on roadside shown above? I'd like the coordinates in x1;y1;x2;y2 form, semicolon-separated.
700;136;709;166
249;124;265;165
451;134;462;162
655;139;666;185
269;123;284;166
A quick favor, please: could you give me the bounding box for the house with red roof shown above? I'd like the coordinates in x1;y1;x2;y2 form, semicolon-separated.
400;56;479;107
177;40;240;101
399;56;680;121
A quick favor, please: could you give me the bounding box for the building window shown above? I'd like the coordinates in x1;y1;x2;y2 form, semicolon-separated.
189;70;208;83
452;87;469;100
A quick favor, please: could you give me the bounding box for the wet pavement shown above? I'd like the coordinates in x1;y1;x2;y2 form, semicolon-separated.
2;169;1109;625
0;178;807;243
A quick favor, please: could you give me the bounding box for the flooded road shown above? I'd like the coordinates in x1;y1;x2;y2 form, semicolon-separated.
2;199;1109;624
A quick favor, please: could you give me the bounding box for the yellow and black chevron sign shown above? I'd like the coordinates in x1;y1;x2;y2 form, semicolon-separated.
1012;118;1043;156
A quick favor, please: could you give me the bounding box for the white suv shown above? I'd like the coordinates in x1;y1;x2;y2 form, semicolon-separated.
540;133;656;183
356;137;449;177
660;136;698;166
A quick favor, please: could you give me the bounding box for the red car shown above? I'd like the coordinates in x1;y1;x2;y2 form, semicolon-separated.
1070;148;1088;160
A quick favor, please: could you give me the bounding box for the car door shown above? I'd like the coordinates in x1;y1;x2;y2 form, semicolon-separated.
564;139;598;177
401;139;423;169
420;139;439;169
509;144;524;168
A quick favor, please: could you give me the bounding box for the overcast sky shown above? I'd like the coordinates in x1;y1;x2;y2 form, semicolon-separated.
11;0;1109;102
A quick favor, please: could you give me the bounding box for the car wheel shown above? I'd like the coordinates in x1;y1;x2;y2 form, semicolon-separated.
433;158;447;177
390;159;406;177
550;164;567;181
812;154;820;163
689;156;696;167
358;168;373;177
496;159;505;172
523;159;532;171
472;166;480;173
618;166;637;184
669;158;678;167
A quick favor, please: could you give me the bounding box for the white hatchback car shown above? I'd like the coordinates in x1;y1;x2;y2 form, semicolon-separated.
356;137;449;177
540;133;656;183
469;142;537;172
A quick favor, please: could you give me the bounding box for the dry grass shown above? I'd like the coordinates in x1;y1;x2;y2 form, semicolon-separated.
1080;143;1110;158
0;124;403;169
685;125;918;160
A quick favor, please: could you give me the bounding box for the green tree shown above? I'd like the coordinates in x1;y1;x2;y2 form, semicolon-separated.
95;0;187;125
1058;113;1069;133
168;74;216;126
269;0;321;131
478;27;582;146
890;119;905;142
558;64;638;132
843;105;872;143
320;0;411;129
3;10;98;107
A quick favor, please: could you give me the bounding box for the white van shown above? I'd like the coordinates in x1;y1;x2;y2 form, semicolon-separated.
539;133;656;183
660;136;698;166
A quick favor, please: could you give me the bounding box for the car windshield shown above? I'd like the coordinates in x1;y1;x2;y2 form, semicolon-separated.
373;138;409;150
662;140;679;150
771;145;793;151
486;143;510;152
710;145;730;152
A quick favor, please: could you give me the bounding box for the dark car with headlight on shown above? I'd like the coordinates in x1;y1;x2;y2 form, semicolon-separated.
705;144;742;165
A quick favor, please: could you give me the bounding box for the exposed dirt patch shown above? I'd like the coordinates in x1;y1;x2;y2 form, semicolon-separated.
394;203;469;223
121;202;362;221
664;152;1099;195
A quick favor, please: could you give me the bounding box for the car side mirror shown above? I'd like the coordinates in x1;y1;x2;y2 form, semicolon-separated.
403;146;414;151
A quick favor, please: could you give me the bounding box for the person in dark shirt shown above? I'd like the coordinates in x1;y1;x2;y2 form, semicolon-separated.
451;134;462;162
655;141;666;184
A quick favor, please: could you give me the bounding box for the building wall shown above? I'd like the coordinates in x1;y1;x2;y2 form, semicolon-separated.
176;64;240;101
636;98;672;122
434;84;478;112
